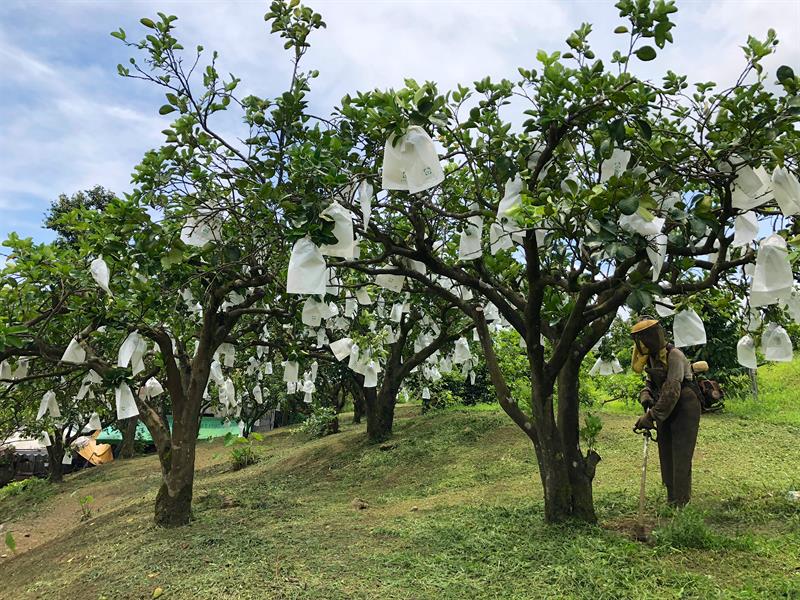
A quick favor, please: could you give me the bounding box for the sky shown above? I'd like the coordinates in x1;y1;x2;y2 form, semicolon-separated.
1;0;798;244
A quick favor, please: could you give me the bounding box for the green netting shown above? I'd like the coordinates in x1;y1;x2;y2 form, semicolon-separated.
97;416;240;444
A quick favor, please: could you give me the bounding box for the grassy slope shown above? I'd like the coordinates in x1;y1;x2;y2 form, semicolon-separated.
1;362;799;600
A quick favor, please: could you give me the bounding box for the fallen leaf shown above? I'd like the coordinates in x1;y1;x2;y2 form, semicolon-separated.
152;587;164;598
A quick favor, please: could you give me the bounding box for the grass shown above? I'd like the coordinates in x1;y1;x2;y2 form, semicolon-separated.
1;362;799;599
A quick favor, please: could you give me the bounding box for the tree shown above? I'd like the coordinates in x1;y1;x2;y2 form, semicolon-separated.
45;186;116;245
323;2;798;522
0;3;328;526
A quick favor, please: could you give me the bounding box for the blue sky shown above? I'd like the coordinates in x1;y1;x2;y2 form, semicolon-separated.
1;0;798;244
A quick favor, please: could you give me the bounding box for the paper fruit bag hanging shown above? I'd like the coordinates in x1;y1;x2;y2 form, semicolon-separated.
761;324;793;362
736;335;757;369
287;237;327;296
673;309;706;347
749;234;793;307
382;126;445;194
320;201;355;258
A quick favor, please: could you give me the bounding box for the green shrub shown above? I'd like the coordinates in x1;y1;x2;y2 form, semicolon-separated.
421;388;460;413
223;431;263;470
297;406;339;439
230;445;259;470
653;507;752;551
0;477;51;501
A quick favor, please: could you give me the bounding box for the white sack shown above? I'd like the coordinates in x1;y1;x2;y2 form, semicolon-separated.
646;233;667;282
459;212;483;261
37;390;60;420
302;297;323;327
375;274;405;293
363;361;379;388
453;337;472;364
180;214;221;247
382;126;444;194
750;234;793;307
90;256;112;295
287;237;327;296
115;382;139;420
87;412;102;431
654;296;675;318
771;167;800;216
359;180;373;229
736;335;757;369
330;338;354;361
355;287;373;305
497;175;523;223
320;201;355;258
117;331;141;369
600;148;631;182
762;324;793;362
731;211;759;248
283;361;299;382
673;309;706;347
61;337;86;364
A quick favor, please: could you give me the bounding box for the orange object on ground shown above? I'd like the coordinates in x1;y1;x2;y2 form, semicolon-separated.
73;430;114;465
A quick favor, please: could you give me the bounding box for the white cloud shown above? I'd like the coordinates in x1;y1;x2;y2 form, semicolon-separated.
0;0;797;243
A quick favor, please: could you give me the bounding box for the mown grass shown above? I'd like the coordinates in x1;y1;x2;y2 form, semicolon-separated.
1;361;799;599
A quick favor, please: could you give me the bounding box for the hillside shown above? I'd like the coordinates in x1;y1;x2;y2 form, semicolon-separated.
1;362;799;599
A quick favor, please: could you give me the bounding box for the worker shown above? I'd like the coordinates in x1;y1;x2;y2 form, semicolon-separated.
631;318;702;506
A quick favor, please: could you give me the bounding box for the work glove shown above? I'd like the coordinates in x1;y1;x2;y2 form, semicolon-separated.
634;410;655;431
638;388;655;410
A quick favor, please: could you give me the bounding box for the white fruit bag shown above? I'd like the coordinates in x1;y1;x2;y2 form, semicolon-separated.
673;309;706;347
329;337;354;361
359;180;373;229
761;323;793;362
115;382;139;420
731;211;759;248
363;361;379;388
61;337;86;364
375;274;405;293
771;167;800;216
87;412;102;431
600;148;630;182
458;213;483;261
287;237;327;296
302;297;323;327
749;234;793;307
453;337;472;364
382;126;444;194
283;361;299;382
90;256;112;295
497;175;522;223
320;201;355;258
646;233;667;281
37;390;60;420
736;335;757;369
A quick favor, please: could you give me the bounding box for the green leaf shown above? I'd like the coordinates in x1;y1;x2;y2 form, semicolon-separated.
140;17;156;29
635;118;652;140
5;531;16;553
618;196;639;215
158;105;176;115
635;46;657;61
627;288;653;312
160;247;184;269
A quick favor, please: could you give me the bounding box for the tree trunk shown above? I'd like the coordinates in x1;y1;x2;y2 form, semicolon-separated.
45;432;65;483
153;422;198;527
364;381;398;443
351;381;365;424
556;358;600;523
473;309;598;524
118;416;138;459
